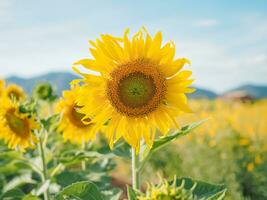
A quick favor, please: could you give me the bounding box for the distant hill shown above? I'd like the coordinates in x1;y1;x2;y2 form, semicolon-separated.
224;84;267;99
189;87;217;99
6;72;80;95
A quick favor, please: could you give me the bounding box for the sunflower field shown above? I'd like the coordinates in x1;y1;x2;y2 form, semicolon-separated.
0;29;266;200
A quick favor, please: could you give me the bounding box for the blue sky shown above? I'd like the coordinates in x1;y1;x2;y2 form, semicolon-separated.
0;0;267;92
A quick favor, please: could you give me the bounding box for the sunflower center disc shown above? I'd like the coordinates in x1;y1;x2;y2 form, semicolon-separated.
69;105;91;128
107;59;166;117
5;109;29;136
119;73;155;108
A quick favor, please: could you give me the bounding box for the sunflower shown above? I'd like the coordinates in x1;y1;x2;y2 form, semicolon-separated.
0;97;39;150
4;84;26;102
73;28;195;149
56;86;96;144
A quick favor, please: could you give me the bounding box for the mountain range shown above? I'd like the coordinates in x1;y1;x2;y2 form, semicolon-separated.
5;72;267;99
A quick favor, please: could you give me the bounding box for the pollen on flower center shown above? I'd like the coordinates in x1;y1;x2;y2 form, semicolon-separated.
5;108;29;136
107;59;166;117
69;105;91;128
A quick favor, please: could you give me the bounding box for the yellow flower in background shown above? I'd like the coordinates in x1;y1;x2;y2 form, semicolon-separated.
0;97;39;150
239;138;250;146
247;163;254;172
74;28;194;149
56;87;96;144
0;79;5;96
4;84;26;102
255;155;263;165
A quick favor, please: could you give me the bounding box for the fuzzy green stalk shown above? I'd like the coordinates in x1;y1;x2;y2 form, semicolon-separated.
38;131;50;200
81;140;86;170
132;147;140;190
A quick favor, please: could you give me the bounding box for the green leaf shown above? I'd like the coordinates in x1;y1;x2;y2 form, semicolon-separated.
139;120;206;171
0;188;25;200
35;180;50;196
127;186;137;200
59;150;107;166
3;174;36;193
19;100;38;115
41;114;60;132
102;188;122;200
55;171;86;188
175;177;227;200
55;181;105;200
112;141;131;159
0;175;5;193
150;120;206;154
22;195;40;200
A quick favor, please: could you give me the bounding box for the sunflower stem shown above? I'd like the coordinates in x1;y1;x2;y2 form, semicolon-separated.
81;140;86;171
132;147;140;190
38;131;50;200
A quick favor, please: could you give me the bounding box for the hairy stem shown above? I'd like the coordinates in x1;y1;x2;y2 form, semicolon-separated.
132;147;140;190
38;132;50;200
81;140;86;171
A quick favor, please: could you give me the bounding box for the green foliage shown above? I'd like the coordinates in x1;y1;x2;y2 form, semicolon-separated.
0;190;39;200
112;141;132;159
55;181;104;200
19;99;38;116
0;188;25;200
127;185;138;200
40;114;60;132
55;171;86;188
102;188;122;200
22;194;40;200
149;120;206;154
175;177;226;199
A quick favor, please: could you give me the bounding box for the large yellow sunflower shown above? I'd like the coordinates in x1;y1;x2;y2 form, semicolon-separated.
4;84;26;102
73;28;195;149
0;97;39;150
56;86;96;144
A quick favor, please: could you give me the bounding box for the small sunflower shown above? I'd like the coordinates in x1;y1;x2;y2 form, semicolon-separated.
56;86;96;144
74;28;195;149
0;97;39;150
4;84;26;102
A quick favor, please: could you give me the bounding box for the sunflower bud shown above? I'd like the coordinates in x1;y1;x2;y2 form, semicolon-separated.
33;82;57;102
138;177;196;200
